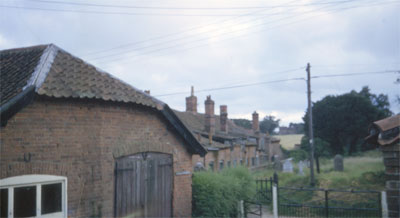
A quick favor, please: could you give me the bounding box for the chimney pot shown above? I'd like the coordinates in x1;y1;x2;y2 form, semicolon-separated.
186;86;197;113
205;95;215;134
220;105;228;133
252;111;260;132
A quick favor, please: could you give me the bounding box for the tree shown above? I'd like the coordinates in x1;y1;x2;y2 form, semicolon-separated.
303;86;392;155
289;122;305;134
232;119;252;129
260;115;280;134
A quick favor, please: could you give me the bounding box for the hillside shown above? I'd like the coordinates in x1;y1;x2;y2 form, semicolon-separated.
276;134;303;150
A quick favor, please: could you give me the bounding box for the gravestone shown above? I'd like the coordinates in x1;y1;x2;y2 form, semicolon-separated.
334;154;344;171
298;161;305;176
194;162;205;172
282;158;293;173
273;155;282;171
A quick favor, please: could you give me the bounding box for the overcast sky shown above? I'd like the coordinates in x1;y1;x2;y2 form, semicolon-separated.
1;0;399;126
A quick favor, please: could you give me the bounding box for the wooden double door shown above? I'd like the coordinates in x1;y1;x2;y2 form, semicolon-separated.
114;152;173;217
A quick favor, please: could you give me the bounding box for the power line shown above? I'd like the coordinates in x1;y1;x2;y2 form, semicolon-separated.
98;0;389;65
81;2;294;57
0;5;280;16
18;0;361;10
311;70;400;79
87;5;311;61
153;70;399;97
84;0;357;59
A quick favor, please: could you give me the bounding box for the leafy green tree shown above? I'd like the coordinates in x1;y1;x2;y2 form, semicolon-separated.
232;118;252;129
303;86;391;155
260;115;280;134
289;122;305;134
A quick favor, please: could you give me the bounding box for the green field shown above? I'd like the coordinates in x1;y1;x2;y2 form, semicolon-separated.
276;134;304;150
253;150;385;190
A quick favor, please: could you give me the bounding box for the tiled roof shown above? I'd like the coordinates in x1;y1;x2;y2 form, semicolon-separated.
0;44;163;109
174;110;256;139
0;44;207;156
0;45;47;105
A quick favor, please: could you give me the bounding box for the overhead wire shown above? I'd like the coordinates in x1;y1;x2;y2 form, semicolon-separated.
96;0;384;65
153;70;400;97
115;0;399;65
10;0;364;10
81;0;300;57
86;2;308;61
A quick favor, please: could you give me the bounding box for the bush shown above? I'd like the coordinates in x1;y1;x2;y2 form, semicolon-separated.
192;167;255;217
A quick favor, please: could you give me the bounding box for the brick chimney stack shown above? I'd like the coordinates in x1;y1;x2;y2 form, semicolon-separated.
252;111;260;132
220;105;228;133
186;86;197;113
205;95;215;134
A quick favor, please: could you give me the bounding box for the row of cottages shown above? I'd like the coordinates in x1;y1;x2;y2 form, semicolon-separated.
174;87;283;172
0;44;207;217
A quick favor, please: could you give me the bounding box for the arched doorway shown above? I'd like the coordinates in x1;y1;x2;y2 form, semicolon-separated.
114;152;173;217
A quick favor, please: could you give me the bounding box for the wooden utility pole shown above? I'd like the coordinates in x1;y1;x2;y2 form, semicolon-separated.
306;63;315;186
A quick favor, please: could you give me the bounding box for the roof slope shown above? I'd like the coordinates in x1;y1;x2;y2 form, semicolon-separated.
174;110;255;138
0;44;206;156
0;45;47;105
1;44;163;109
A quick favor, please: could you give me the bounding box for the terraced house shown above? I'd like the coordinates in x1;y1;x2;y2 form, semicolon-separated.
174;88;282;172
0;44;207;217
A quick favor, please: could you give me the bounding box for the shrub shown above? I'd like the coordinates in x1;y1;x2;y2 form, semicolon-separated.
192;167;255;217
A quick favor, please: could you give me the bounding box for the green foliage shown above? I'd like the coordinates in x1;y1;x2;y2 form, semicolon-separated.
303;86;391;155
260;115;280;134
288;122;305;134
192;167;255;217
232;118;252;129
280;145;308;162
254;150;385;190
300;137;332;158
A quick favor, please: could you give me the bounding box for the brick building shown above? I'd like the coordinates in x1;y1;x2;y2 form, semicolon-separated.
174;88;282;172
366;115;400;218
0;45;207;217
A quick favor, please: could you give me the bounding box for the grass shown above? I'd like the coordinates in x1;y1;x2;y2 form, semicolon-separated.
253;150;385;190
276;134;304;150
253;150;385;217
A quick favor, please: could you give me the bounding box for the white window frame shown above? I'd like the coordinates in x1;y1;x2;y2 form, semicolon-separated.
0;175;67;218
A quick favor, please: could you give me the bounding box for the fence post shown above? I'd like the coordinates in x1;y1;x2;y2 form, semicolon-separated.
238;200;244;218
273;183;278;218
381;191;388;218
325;190;329;218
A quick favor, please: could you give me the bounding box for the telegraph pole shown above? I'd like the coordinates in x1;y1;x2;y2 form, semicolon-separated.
306;63;315;186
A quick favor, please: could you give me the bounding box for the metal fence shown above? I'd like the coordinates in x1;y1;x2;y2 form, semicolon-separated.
278;186;381;218
254;174;382;218
255;177;274;204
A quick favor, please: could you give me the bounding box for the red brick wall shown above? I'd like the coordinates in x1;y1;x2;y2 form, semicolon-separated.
0;97;194;217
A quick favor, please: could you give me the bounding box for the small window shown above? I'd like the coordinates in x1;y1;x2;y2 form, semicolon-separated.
1;189;8;217
14;186;37;217
42;183;62;214
219;160;224;171
0;175;67;218
227;161;231;168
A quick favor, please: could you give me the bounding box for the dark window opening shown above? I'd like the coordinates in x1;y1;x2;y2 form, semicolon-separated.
42;183;62;214
1;189;8;217
14;186;36;217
